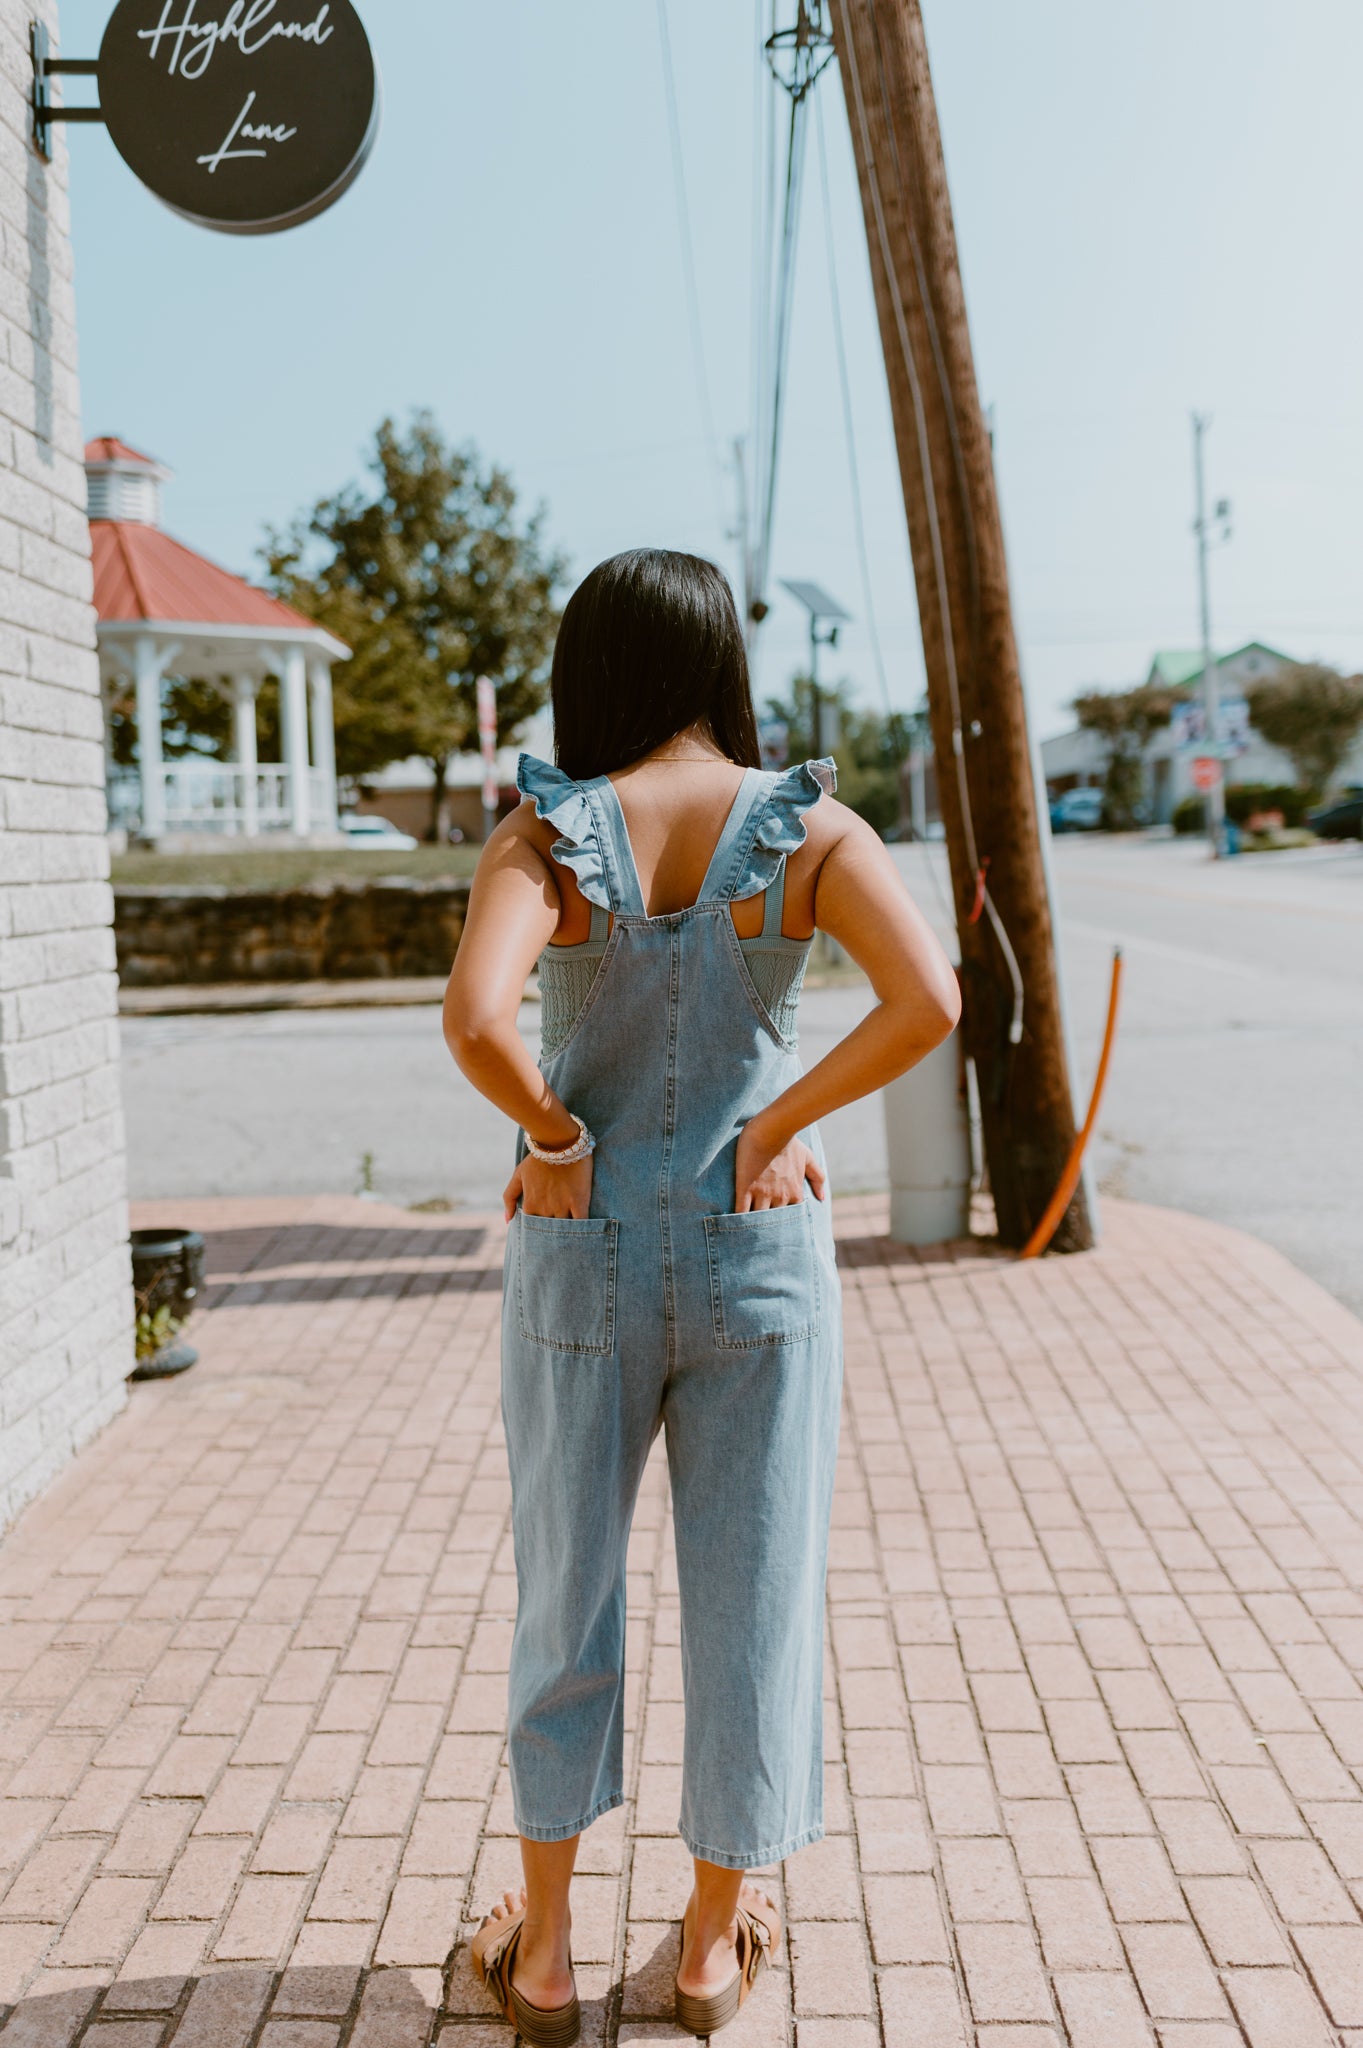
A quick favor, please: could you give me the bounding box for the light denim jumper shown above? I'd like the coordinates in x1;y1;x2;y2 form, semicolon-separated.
502;754;843;1870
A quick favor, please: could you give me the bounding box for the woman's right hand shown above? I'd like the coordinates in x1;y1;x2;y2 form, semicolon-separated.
734;1115;827;1212
504;1153;594;1222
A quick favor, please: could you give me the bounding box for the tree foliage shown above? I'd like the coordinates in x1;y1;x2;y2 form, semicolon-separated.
262;413;567;836
765;675;910;835
1072;681;1176;828
1245;663;1363;797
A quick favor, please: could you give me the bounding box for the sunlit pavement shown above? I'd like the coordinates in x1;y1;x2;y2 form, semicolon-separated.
2;1193;1363;2042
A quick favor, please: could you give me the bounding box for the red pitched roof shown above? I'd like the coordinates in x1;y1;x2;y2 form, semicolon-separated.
85;435;162;468
90;520;320;633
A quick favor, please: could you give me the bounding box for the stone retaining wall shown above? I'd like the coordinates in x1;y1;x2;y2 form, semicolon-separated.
114;879;472;984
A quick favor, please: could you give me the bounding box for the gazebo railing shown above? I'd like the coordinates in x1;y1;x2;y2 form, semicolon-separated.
107;763;335;837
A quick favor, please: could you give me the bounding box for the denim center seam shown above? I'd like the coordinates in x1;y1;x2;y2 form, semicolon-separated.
659;919;681;1376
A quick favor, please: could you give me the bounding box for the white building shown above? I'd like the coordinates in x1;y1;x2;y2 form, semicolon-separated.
0;1;132;1523
88;437;348;844
1039;642;1361;822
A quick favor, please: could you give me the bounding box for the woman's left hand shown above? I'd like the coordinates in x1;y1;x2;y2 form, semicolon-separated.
504;1153;594;1221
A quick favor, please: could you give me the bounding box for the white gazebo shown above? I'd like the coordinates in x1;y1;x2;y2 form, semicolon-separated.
89;437;349;842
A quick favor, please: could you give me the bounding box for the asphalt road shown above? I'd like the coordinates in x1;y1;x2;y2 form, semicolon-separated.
120;833;1363;1313
1043;833;1363;1316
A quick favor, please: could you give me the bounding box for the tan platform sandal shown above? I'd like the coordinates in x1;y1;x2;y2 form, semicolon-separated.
674;1892;782;2040
471;1906;581;2048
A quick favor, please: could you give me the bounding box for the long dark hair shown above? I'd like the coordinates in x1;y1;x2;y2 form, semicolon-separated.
551;549;761;780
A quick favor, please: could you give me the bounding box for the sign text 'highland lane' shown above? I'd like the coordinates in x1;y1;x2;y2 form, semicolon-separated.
137;0;336;82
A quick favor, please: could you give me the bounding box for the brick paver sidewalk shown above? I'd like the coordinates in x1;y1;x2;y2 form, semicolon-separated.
3;1195;1363;2047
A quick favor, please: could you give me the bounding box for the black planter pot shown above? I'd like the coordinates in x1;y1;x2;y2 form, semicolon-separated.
130;1228;206;1381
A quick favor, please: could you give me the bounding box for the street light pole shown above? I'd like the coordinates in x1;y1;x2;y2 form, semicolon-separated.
781;579;850;761
808;610;823;758
1192;412;1226;859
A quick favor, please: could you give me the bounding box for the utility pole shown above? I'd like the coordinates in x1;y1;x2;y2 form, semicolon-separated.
1191;413;1227;858
829;0;1092;1249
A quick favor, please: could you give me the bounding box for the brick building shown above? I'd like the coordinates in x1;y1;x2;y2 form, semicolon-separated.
0;1;132;1521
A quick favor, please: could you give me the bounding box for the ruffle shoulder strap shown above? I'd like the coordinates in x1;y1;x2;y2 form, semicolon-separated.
516;754;612;911
734;756;838;900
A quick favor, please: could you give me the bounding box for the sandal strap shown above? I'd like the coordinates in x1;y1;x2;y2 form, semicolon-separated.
734;1904;778;2001
477;1912;524;2018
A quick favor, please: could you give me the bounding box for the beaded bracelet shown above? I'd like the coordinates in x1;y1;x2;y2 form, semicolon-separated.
524;1113;597;1165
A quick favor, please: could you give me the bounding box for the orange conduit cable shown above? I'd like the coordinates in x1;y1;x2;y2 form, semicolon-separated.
1019;947;1124;1261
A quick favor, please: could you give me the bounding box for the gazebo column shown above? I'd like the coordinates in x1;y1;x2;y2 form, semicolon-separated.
308;656;339;831
134;634;166;840
281;646;312;838
233;676;259;837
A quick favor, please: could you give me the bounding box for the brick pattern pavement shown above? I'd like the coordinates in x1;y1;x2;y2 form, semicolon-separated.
2;1193;1363;2045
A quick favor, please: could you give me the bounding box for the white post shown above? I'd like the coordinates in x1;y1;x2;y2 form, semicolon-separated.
233;676;259;838
882;1033;973;1244
134;634;165;841
308;655;339;830
281;645;312;838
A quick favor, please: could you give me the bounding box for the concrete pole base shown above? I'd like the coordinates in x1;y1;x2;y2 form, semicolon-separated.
883;1032;972;1245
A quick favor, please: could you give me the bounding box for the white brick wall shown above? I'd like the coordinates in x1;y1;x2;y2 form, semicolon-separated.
0;0;131;1524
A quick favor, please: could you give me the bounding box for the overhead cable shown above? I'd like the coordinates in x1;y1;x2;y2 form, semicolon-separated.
744;2;836;636
815;90;895;725
655;0;728;532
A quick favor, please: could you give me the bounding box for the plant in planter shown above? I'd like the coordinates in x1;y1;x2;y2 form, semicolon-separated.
130;1229;206;1381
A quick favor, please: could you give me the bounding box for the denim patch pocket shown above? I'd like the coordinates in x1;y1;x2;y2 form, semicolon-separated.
704;1201;822;1350
515;1213;619;1355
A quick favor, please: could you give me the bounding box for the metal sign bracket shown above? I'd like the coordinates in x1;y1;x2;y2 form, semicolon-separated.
31;22;103;161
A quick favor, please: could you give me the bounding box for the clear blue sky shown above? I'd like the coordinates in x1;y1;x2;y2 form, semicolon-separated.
61;0;1363;739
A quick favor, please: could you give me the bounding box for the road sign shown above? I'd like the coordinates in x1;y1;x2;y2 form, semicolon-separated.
96;0;380;235
1191;756;1222;792
1171;697;1251;757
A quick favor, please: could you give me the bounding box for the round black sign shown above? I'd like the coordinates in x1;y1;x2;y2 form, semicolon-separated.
98;1;379;235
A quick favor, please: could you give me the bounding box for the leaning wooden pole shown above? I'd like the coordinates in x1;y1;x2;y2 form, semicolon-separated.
829;0;1093;1250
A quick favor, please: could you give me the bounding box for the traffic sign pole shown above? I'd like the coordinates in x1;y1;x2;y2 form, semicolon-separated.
477;677;499;845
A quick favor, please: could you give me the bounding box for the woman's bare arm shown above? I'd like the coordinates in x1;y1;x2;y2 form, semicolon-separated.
443;811;593;1218
735;803;960;1208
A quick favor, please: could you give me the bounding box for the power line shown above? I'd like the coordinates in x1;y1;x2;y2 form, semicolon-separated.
744;3;835;636
815;90;895;723
654;0;727;531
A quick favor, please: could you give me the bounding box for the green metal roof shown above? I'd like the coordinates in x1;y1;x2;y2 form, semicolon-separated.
1146;641;1295;692
1148;650;1204;687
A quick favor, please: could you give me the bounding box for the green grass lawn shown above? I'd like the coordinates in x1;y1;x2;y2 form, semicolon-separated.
112;845;481;889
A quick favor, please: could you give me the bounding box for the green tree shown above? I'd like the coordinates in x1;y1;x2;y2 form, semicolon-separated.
1072;681;1176;828
262;412;567;837
1245;663;1363;798
765;676;910;835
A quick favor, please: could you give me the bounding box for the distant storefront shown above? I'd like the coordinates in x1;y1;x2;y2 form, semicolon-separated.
1039;641;1363;822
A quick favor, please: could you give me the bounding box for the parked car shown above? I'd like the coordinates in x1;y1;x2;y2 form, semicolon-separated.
1308;791;1363;840
1049;787;1105;833
340;814;420;850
